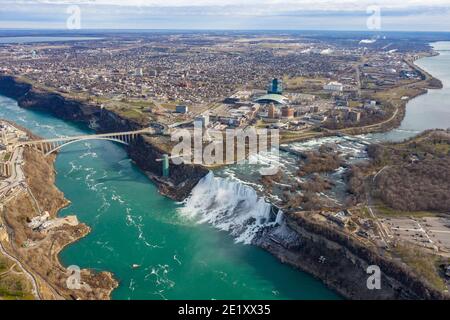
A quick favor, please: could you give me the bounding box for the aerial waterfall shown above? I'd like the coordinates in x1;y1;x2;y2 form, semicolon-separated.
179;172;282;244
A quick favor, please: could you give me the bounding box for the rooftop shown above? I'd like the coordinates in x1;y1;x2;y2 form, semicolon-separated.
254;94;288;105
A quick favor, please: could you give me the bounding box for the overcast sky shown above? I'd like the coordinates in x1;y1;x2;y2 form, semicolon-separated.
1;0;450;31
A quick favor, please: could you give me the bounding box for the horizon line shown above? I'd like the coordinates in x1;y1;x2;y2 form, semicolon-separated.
1;28;450;34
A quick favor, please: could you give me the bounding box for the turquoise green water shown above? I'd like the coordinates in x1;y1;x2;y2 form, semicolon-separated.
0;95;339;300
1;41;448;300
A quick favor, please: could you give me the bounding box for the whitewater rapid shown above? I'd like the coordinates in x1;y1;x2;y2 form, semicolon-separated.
179;172;283;244
177;133;374;244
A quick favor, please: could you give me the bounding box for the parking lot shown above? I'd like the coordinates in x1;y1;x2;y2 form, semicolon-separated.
383;216;450;255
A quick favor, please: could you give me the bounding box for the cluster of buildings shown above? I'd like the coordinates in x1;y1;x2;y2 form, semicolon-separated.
0;122;28;177
319;210;380;243
360;51;421;89
198;78;335;131
327;97;386;127
0;121;28;149
0;34;360;108
191;72;384;133
0;34;421;134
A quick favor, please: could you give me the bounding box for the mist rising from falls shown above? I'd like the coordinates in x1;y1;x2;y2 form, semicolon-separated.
179;172;282;244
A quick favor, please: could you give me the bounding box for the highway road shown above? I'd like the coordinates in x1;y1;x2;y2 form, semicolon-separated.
0;226;41;299
0;143;42;299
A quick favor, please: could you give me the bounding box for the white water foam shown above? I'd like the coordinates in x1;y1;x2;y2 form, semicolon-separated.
145;264;175;299
179;172;281;244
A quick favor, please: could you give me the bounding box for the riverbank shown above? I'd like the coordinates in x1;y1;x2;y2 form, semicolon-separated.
1;94;341;300
0;125;118;299
256;210;448;300
280;51;443;144
0;48;442;194
0;75;208;202
0;47;446;300
250;48;449;299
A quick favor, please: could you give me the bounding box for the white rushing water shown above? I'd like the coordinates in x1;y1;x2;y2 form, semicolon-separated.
179;136;369;243
179;172;281;244
179;42;450;245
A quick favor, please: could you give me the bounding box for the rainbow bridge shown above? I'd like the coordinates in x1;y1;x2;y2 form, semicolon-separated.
13;128;156;157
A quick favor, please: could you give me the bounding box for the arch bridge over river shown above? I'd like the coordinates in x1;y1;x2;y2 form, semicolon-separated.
13;128;156;157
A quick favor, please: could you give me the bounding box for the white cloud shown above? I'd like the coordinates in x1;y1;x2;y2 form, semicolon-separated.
1;0;449;30
5;0;450;10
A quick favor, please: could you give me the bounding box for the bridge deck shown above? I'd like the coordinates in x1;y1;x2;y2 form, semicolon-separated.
15;128;155;146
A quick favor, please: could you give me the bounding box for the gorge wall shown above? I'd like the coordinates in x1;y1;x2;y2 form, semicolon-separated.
256;212;448;300
1;75;447;300
0;75;208;201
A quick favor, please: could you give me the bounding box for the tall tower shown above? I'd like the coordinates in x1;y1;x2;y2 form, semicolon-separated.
268;78;283;95
162;154;170;178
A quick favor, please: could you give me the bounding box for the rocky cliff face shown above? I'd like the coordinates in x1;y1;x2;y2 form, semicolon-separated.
2;75;445;300
20;89;99;122
0;76;32;99
19;148;118;299
128;136;208;201
255;213;448;300
0;75;208;200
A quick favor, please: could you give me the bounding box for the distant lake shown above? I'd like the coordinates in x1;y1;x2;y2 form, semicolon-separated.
0;36;101;44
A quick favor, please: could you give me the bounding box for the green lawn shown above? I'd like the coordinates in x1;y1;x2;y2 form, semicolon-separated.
394;244;448;292
0;255;34;300
375;204;437;218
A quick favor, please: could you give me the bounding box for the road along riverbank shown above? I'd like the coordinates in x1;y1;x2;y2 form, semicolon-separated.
0;122;117;299
0;44;448;300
